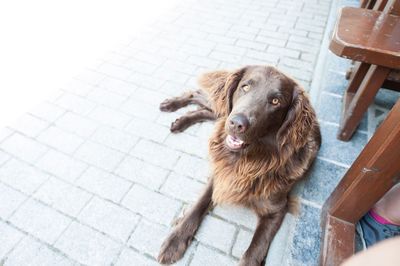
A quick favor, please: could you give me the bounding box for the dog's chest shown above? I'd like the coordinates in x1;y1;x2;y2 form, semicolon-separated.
212;170;271;206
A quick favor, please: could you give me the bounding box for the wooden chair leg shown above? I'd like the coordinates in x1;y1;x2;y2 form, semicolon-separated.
320;98;400;266
338;65;390;141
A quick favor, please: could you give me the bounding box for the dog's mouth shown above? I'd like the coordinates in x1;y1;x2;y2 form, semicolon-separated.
225;135;247;151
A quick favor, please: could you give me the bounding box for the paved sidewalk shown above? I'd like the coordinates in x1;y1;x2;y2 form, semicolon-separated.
0;0;376;265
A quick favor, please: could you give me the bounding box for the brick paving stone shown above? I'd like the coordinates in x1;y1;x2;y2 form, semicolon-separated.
122;185;181;226
33;177;92;217
9;199;72;244
90;125;139;153
61;78;96;97
55;92;97;115
0;158;49;195
114;247;158;266
190;244;237;266
164;132;208;159
0;128;13;143
78;197;140;242
195;215;236;253
37;126;84;154
55;222;121;265
125;117;170;143
130;139;181;170
173;153;210;183
29;102;66;122
120;98;161;120
114;156;169;190
97;63;133;80
76;166;131;203
0;150;11;166
0;183;27;219
213;205;258;230
87;106;131;129
4;236;75;266
161;172;205;203
86;88;127;108
97;76;138;96
1;133;48;163
232;229;253;258
36;149;88;183
0;221;25;258
128;219;169;258
9;114;49;138
74;69;106;85
74;141;125;172
55;112;99;138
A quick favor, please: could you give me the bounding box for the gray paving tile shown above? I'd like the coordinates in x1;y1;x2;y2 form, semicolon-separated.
301;158;347;205
114;156;169;190
161;172;205;203
0;183;27;219
290;204;321;266
78;197;140;242
318;122;367;166
55;222;121;265
55;111;99;138
1;133;48;163
115;247;158;266
37;126;84;154
4;236;74;266
195;215;236;253
0;221;24;258
9;114;49;138
76;166;131;203
74;141;125;172
36;149;88;183
130;139;181;170
33;177;92;217
0;158;49;195
9;199;72;244
190;244;236;266
128;219;169;258
122;185;181;226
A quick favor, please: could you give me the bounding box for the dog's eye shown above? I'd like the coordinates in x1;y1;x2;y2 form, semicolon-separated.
242;85;250;92
271;98;280;105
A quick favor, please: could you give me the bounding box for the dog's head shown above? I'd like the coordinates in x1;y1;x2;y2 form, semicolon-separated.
206;65;315;152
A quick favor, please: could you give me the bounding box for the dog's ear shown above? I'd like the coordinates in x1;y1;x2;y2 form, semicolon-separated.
277;85;316;151
198;68;245;117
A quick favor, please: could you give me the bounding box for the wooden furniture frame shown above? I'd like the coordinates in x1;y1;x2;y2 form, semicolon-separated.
319;98;400;265
329;0;400;141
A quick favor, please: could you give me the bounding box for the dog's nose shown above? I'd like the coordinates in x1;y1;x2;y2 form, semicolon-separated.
229;114;249;133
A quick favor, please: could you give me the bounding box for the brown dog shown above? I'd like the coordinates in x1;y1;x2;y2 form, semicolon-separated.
157;65;321;265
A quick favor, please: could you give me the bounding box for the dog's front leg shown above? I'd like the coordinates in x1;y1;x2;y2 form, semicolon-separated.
158;180;213;265
239;209;286;266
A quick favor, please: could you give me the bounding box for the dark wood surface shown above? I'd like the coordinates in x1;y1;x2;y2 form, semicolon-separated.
320;98;400;265
330;7;400;69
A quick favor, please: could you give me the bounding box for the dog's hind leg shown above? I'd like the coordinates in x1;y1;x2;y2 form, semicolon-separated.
159;89;212;112
158;181;213;265
170;107;216;133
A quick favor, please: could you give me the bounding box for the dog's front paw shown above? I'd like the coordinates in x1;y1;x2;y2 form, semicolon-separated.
157;230;192;265
238;256;261;266
160;99;179;112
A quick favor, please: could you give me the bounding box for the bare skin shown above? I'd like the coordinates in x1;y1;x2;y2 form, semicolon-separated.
342;237;400;266
372;183;400;225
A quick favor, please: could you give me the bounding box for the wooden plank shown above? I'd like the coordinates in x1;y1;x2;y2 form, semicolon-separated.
320;214;355;266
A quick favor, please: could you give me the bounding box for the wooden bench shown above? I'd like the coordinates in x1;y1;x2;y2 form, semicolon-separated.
329;3;400;141
319;98;400;266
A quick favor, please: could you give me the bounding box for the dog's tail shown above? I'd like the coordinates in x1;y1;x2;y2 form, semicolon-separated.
288;196;300;216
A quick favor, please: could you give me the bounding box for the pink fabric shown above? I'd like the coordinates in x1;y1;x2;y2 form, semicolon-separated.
370;210;399;226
